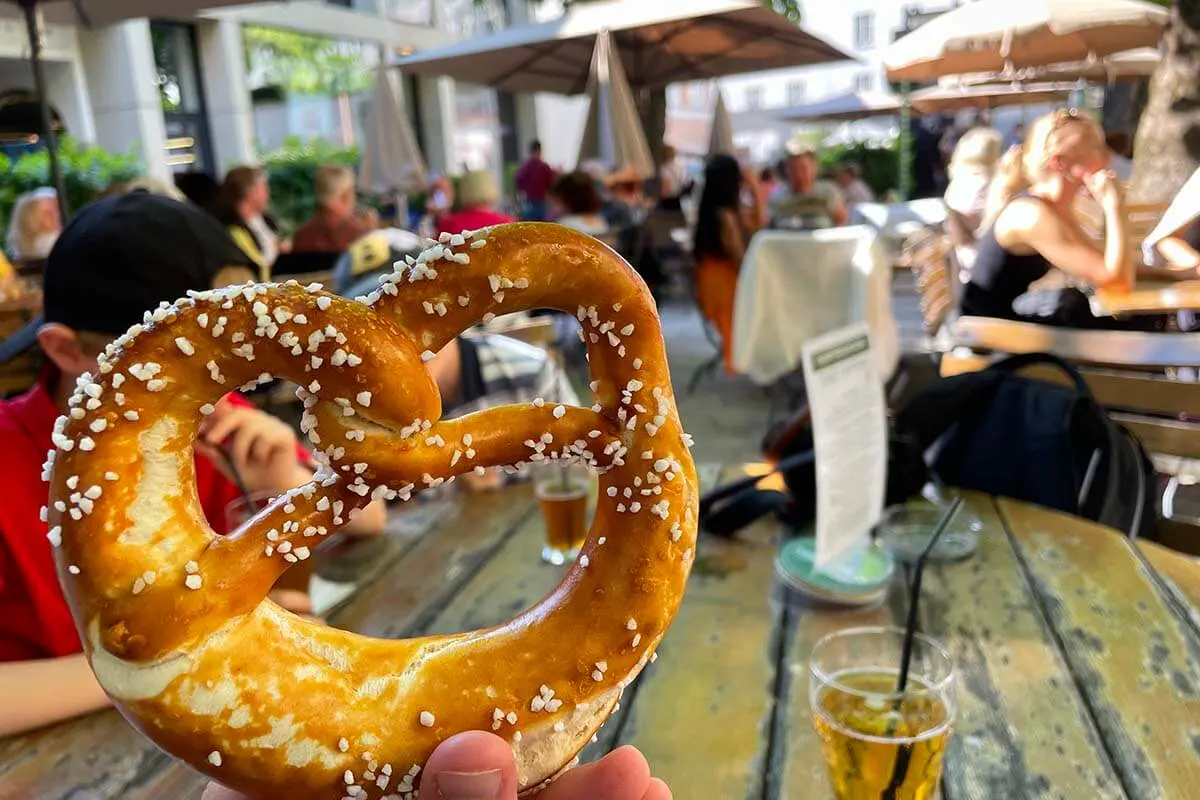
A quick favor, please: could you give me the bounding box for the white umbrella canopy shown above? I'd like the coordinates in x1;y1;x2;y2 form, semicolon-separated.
577;29;655;179
359;64;428;197
909;82;1074;114
708;89;735;156
955;47;1161;86
394;0;852;94
884;0;1168;83
778;90;902;123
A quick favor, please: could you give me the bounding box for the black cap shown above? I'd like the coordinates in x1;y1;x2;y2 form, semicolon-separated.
0;191;253;362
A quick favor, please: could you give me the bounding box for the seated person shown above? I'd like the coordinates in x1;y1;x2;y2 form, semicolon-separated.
944;127;1004;274
1144;165;1200;273
293;165;377;254
962;109;1134;323
832;162;876;204
602;166;645;231
436;171;515;236
221;165;288;280
550;171;610;236
692;154;765;373
770;139;848;230
0;192;385;737
7;187;61;262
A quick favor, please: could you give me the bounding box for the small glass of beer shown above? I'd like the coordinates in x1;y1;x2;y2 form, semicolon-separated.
809;626;956;800
534;465;590;565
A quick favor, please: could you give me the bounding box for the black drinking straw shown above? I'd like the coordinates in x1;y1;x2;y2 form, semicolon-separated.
881;496;962;800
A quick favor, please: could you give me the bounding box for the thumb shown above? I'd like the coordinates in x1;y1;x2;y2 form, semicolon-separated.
417;731;519;800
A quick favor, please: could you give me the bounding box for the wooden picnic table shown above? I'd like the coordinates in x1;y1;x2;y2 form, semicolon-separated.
1092;278;1200;317
2;466;1198;799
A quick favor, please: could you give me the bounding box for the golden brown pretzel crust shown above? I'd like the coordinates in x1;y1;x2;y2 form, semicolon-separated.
45;223;698;799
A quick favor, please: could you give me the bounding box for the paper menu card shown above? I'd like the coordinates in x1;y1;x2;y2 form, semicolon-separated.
800;324;887;571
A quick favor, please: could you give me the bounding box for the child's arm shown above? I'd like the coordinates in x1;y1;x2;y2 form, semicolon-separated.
0;653;110;736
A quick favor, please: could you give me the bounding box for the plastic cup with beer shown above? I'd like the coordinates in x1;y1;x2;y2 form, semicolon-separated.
809;626;957;800
533;464;591;565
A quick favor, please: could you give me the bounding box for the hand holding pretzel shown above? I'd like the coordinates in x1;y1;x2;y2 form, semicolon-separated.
45;223;698;799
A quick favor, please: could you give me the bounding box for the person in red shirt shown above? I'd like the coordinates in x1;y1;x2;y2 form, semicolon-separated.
514;139;556;222
436;170;515;236
0;192;385;736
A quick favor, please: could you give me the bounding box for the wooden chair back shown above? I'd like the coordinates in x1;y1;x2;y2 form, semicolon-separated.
901;229;954;336
0;293;42;397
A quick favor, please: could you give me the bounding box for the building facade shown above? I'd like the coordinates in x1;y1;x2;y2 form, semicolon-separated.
0;1;503;181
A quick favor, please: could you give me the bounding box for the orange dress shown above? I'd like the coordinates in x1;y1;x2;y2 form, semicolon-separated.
695;255;740;373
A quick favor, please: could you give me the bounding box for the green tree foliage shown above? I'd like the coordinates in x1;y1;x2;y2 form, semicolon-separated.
243;26;374;98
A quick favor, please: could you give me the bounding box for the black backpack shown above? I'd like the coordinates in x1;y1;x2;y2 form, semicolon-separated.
895;353;1157;540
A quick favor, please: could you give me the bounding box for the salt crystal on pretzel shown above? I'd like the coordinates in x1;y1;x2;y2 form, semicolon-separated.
46;222;698;798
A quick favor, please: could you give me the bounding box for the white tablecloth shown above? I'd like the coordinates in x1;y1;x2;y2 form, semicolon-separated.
731;226;899;386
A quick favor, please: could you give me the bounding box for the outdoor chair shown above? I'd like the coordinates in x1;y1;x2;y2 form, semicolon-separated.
940;316;1200;554
0;290;43;397
899;227;955;339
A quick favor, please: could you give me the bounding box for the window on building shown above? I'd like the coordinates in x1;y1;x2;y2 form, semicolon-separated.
853;11;875;49
151;22;213;173
787;81;806;107
745;86;764;110
854;72;873;92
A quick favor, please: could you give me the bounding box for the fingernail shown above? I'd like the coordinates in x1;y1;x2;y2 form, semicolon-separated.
435;770;503;799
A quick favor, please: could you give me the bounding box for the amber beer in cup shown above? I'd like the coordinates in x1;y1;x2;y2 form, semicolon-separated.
534;468;590;565
809;627;956;800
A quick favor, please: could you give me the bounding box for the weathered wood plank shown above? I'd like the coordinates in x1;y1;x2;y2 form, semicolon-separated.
0;711;168;800
1000;499;1200;800
922;495;1124;800
329;486;537;637
1138;540;1200;619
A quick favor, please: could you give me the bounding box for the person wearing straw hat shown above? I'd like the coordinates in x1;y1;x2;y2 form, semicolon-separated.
436;169;515;237
770;136;848;230
0;192;385;737
965;109;1135;324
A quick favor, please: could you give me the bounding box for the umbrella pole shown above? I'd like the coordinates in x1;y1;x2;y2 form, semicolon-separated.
20;0;69;219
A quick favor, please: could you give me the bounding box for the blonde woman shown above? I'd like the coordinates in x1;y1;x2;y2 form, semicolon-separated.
7;187;61;261
435;171;514;236
944;127;1004;273
961;109;1133;323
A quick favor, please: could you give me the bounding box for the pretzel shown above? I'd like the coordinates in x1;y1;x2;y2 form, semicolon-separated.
44;223;698;799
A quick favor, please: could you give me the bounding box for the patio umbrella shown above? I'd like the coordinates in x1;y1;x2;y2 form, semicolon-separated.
576;29;655;179
909;82;1074;115
3;0;266;218
358;64;428;200
708;89;734;156
778;90;902;123
394;0;852;95
883;0;1167;83
955;47;1160;86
